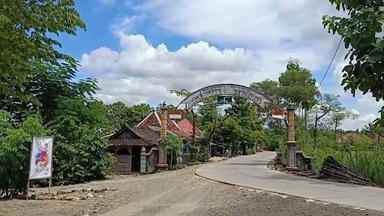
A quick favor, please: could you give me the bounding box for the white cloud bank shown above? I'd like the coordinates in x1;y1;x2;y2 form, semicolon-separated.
139;0;345;70
80;34;259;105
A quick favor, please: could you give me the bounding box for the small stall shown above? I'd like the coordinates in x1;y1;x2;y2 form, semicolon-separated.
108;127;159;174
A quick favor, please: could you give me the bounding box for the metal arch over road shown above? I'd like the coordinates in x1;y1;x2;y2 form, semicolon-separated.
177;84;270;111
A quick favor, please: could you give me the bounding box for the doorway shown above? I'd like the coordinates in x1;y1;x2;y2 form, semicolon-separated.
132;146;141;172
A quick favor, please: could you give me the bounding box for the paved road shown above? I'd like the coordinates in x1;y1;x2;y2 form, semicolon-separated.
196;151;384;211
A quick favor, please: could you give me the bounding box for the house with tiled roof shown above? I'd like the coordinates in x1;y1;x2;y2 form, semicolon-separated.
108;110;202;175
137;110;201;141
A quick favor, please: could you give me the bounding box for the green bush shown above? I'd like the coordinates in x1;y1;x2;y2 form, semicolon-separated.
309;144;384;186
47;97;113;185
161;134;183;169
245;148;254;155
263;129;284;151
188;145;210;163
198;147;210;162
52;126;112;185
0;112;47;198
278;140;288;166
340;151;384;186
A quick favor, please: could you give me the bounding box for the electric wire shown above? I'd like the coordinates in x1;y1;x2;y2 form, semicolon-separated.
319;37;343;88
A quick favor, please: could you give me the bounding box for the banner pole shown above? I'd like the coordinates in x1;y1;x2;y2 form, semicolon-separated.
26;180;29;200
48;177;52;194
26;138;34;201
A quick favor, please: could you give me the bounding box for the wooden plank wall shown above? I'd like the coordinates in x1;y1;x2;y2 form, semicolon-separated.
112;155;131;174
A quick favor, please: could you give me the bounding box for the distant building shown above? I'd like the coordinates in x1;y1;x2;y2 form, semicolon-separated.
108;110;202;175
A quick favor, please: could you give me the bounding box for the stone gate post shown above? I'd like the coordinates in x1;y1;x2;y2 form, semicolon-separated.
157;108;168;171
287;104;298;171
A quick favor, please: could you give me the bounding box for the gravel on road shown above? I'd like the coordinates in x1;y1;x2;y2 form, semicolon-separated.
0;165;383;216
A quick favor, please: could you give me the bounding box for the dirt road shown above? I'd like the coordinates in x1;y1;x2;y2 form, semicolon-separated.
0;165;383;216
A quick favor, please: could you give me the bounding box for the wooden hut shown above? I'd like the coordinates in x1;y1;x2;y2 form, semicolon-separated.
108;127;159;174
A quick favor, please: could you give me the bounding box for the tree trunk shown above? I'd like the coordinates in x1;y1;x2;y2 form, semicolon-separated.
333;120;338;151
304;108;308;150
313;112;327;153
313;117;318;152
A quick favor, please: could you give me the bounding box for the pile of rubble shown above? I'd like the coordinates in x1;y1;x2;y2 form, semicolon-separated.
28;187;114;201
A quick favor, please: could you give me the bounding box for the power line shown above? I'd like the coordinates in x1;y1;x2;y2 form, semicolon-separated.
319;37;343;88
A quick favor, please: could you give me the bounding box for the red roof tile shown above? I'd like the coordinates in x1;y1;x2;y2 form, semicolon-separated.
271;109;286;116
137;111;196;141
177;119;202;135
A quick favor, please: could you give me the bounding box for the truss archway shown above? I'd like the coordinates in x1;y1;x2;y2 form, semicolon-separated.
176;84;270;111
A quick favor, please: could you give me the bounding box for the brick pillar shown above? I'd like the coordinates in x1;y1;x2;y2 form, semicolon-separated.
157;109;168;171
160;110;167;139
287;104;298;171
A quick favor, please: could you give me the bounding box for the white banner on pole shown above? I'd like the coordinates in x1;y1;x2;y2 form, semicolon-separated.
29;137;53;180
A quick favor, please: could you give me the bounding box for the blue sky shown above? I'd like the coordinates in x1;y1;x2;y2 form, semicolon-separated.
58;0;383;130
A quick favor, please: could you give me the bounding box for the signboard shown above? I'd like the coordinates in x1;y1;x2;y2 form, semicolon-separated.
217;96;233;105
29;137;53;180
177;84;270;110
169;114;182;120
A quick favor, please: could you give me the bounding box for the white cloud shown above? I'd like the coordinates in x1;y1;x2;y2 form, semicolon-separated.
111;15;144;36
138;0;344;71
80;34;260;105
332;61;347;85
339;94;384;130
356;93;384;115
98;0;116;5
341;114;377;131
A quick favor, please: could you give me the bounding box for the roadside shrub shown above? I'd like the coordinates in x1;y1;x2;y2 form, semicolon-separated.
245;148;254;155
161;134;183;169
338;150;384;186
188;145;210;162
198;147;210;162
278;140;288;166
263;129;284;151
52;125;113;185
49;97;113;185
189;146;198;163
0;111;47;198
310;147;384;186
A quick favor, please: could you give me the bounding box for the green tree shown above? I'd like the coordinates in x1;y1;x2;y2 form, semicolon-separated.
0;0;114;191
32;63;98;124
50;96;112;185
279;60;319;109
128;103;151;126
0;0;86;112
160;134;183;169
213;98;262;155
323;0;384;123
0;111;47;198
250;79;280;109
107;102;151;131
279;60;320;148
329;107;358;149
363;123;384;150
310;94;344;150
